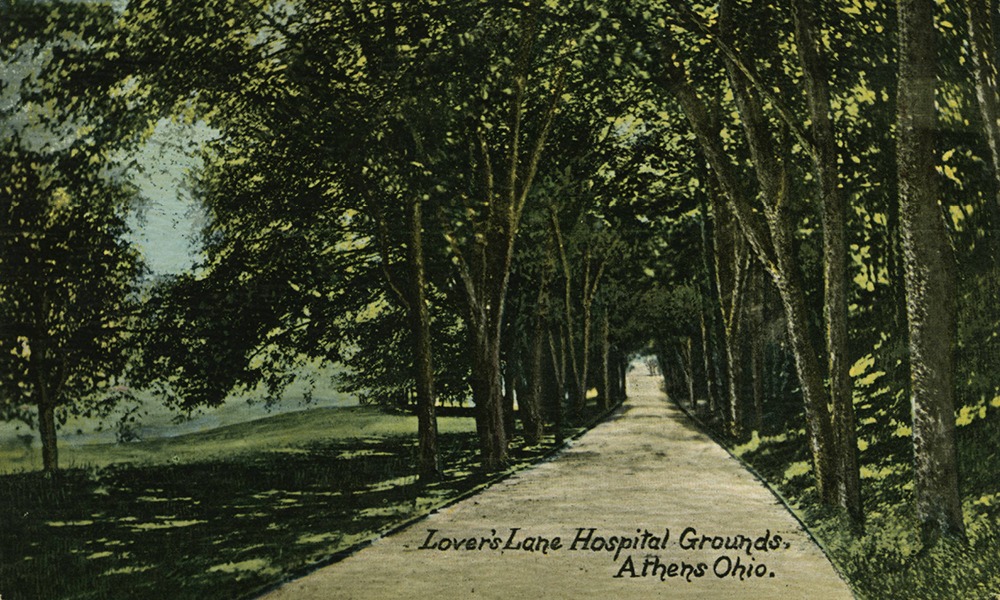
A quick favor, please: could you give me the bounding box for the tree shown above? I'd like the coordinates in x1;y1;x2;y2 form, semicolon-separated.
0;1;145;473
658;23;838;504
789;0;862;527
0;144;142;473
896;0;966;544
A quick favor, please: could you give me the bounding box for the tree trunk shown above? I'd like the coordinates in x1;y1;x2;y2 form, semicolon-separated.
723;326;743;437
790;0;863;526
470;316;508;471
698;190;722;415
30;340;59;474
502;367;517;442
748;267;766;433
38;402;58;473
769;213;839;504
896;0;967;543
679;339;696;409
713;0;839;500
668;57;839;502
620;356;628;401
709;189;734;424
600;306;611;410
522;323;545;445
697;307;713;412
550;212;585;417
446;3;562;472
548;327;567;444
578;299;593;413
501;330;518;440
406;198;441;480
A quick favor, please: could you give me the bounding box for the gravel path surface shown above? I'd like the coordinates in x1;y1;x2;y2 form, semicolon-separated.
260;373;854;599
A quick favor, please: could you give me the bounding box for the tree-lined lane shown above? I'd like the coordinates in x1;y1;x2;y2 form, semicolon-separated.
261;373;853;600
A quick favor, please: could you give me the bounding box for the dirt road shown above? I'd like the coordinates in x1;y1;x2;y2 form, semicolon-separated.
260;373;854;599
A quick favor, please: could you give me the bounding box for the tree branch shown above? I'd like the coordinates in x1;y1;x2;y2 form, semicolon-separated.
666;1;819;162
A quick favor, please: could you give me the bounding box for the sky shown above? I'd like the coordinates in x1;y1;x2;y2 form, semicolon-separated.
2;15;209;278
125;118;216;276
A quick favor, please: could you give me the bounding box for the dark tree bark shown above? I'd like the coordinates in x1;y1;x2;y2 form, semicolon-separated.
747;265;766;433
600;305;611;410
720;0;836;499
501;329;518;440
548;327;567;444
896;0;966;543
790;0;863;527
372;119;443;480
467;317;509;470
29;336;59;473
38;401;58;473
550;212;584;415
678;338;696;408
406;197;441;480
697;193;723;417
521;270;552;445
619;356;628;400
502;368;517;442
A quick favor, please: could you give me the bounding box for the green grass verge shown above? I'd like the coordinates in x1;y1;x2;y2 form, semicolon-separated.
0;406;475;475
723;413;1000;600
0;405;585;600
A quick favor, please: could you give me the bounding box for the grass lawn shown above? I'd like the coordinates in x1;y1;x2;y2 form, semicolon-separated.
0;406;576;600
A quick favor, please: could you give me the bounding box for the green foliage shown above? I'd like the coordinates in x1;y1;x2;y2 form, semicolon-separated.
0;142;142;422
6;0;1000;594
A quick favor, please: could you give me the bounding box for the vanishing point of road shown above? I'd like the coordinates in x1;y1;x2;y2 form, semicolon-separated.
261;372;854;600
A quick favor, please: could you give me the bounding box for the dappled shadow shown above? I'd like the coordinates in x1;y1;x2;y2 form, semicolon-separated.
0;432;525;600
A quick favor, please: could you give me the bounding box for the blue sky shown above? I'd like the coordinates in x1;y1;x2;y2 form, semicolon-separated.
126;118;216;275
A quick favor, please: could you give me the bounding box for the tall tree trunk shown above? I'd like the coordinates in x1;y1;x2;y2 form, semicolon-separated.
550;212;585;416
522;290;549;445
723;327;743;436
769;210;839;504
699;293;719;416
502;368;517;442
679;339;696;408
469;314;508;471
790;0;863;526
721;0;838;500
445;2;563;471
522;328;545;445
501;329;518;440
748;266;766;433
548;327;567;444
713;195;751;438
698;190;722;415
600;305;611;410
897;0;966;543
578;299;592;413
406;198;440;480
710;188;737;425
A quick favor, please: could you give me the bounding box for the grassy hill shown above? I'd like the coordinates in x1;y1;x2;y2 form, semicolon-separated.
0;400;584;600
0;399;477;475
